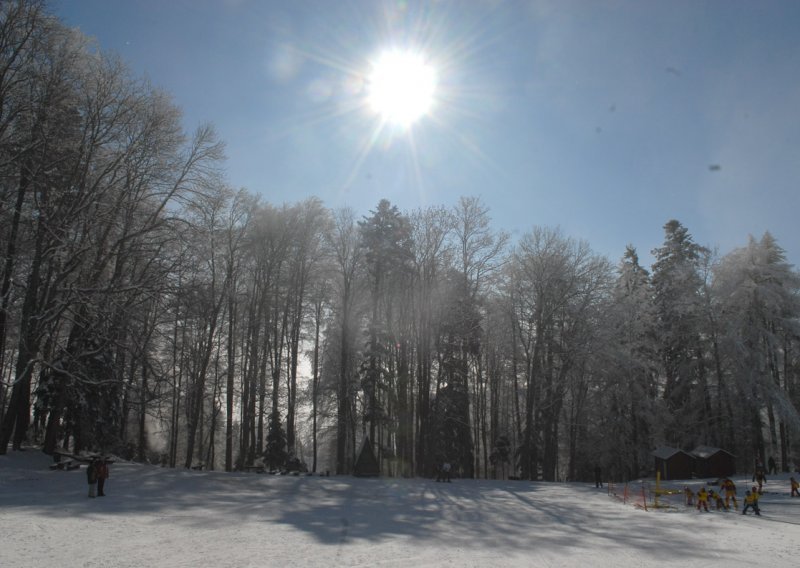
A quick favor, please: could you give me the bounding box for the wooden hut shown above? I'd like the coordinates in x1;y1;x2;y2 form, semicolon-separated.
353;436;380;477
692;446;736;478
652;447;694;480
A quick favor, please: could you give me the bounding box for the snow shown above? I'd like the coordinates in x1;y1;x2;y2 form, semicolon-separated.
1;450;798;567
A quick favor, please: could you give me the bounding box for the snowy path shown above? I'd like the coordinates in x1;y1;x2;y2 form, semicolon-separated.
1;452;798;567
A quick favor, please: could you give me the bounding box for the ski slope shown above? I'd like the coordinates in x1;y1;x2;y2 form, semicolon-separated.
1;450;797;567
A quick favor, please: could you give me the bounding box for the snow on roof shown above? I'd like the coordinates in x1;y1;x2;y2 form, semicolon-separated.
651;446;690;460
691;446;734;458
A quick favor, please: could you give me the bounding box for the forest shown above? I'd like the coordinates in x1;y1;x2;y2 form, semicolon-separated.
1;0;799;482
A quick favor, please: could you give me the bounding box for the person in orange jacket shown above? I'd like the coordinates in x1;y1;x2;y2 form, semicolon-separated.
721;478;738;510
790;477;799;498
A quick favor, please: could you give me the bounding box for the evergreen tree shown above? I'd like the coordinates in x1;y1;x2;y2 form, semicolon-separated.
651;220;709;446
264;411;287;471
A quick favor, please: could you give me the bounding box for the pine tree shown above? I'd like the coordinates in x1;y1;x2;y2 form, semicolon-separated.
651;220;709;446
264;411;287;471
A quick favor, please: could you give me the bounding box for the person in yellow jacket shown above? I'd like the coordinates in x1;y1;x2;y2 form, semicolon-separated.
721;478;738;510
790;476;799;498
742;489;761;516
696;487;710;512
708;489;727;510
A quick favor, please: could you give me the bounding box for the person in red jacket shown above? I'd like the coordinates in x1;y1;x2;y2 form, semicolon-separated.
96;459;110;497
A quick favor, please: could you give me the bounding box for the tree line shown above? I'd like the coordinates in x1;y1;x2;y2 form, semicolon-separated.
2;1;799;480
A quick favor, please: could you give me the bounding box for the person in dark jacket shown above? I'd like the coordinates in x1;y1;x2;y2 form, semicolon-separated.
767;456;777;475
87;459;98;498
594;465;602;488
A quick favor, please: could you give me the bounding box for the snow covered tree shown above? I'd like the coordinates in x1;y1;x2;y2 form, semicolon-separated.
650;220;709;447
711;233;800;469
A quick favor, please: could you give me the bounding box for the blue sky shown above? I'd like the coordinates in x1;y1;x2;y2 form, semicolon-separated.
54;0;800;268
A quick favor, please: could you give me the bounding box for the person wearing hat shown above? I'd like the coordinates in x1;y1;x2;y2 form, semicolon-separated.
742;489;760;516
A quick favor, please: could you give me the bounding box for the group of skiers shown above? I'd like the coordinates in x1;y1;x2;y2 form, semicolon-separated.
86;458;110;498
685;472;800;516
687;478;763;515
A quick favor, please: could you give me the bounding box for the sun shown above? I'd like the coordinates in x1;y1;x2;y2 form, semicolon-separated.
367;50;437;127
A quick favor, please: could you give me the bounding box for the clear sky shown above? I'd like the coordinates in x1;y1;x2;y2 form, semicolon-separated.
54;0;800;268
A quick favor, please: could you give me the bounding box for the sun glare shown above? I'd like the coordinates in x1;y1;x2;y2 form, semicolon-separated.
367;50;437;127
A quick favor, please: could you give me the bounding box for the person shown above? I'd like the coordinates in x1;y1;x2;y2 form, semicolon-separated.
696;487;709;512
767;456;777;475
594;465;602;488
790;477;799;498
96;459;109;497
742;490;760;516
87;458;98;498
721;478;738;510
436;461;451;482
708;489;727;510
754;468;767;494
684;486;694;506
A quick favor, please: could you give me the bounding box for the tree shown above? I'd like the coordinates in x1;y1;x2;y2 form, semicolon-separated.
651;220;709;447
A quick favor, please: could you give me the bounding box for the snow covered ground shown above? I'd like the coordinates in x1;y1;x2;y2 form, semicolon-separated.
1;450;798;568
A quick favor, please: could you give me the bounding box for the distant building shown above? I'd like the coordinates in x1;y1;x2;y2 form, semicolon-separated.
691;446;736;478
652;447;694;480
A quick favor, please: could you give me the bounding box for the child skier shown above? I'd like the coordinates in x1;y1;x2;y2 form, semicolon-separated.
684;486;694;506
742;490;760;516
721;478;738;510
696;487;709;512
790;477;799;498
708;489;727;510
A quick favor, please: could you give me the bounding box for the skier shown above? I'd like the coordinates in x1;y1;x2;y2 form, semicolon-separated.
684;486;694;506
708;489;727;510
754;469;767;494
767;456;777;475
96;459;109;497
752;458;762;482
790;477;799;498
742;490;760;516
87;458;98;498
721;478;738;510
696;487;709;512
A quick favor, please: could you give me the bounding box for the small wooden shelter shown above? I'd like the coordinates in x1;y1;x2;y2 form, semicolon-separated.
652;446;694;480
691;446;736;478
353;436;380;477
